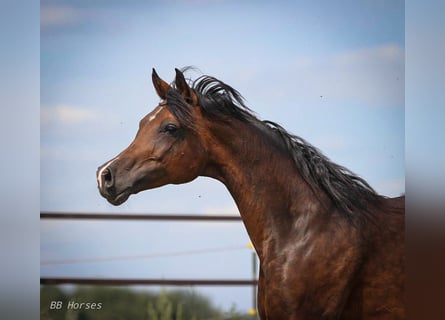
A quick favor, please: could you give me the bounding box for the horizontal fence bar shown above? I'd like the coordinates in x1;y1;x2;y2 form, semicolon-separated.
40;212;242;222
40;214;253;289
41;278;257;286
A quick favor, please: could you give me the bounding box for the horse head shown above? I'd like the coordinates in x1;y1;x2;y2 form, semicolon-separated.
97;68;207;205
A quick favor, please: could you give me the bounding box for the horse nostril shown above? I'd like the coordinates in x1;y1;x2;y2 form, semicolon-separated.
102;167;113;187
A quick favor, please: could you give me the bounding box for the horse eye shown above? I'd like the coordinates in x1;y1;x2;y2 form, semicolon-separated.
162;123;179;135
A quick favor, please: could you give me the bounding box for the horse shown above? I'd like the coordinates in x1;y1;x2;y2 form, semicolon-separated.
97;68;405;319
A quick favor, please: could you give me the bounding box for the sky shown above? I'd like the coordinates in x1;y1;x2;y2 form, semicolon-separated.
40;0;405;313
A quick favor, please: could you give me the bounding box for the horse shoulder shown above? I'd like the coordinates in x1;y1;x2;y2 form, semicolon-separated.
345;198;405;319
259;216;365;319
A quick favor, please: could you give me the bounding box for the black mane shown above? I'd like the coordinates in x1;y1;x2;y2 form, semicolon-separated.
167;71;382;225
263;120;382;225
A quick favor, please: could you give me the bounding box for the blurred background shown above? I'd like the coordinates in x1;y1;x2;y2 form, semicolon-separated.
9;0;445;319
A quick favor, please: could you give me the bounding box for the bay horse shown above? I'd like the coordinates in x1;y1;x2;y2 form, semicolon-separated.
97;68;405;319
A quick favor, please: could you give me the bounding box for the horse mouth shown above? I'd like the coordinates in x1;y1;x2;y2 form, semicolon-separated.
104;189;131;206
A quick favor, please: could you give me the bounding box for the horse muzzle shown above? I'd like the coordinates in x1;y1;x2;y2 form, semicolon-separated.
96;161;131;206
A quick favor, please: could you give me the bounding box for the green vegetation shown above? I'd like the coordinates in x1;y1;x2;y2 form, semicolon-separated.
40;286;256;320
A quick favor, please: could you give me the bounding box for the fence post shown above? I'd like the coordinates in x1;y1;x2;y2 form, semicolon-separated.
247;242;257;317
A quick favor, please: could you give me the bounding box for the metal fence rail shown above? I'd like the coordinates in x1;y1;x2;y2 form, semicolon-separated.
41;278;258;286
40;211;242;221
40;210;257;314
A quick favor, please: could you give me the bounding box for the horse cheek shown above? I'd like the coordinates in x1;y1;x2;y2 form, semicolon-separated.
166;150;201;184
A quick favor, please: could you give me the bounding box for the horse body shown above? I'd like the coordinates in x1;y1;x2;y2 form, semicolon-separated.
97;68;405;319
200;112;405;319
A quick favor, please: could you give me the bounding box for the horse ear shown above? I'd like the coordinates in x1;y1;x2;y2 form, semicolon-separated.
175;68;198;105
152;68;172;100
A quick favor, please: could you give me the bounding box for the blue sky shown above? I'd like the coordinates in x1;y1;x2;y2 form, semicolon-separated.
40;0;404;313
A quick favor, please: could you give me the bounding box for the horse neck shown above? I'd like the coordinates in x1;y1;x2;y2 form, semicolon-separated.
201;119;325;257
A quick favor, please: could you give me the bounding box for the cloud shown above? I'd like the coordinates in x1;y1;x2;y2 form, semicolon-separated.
334;43;404;66
40;5;82;28
294;43;405;107
376;178;405;197
161;0;225;4
313;136;349;152
199;203;239;215
41;105;98;126
239;43;404;110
